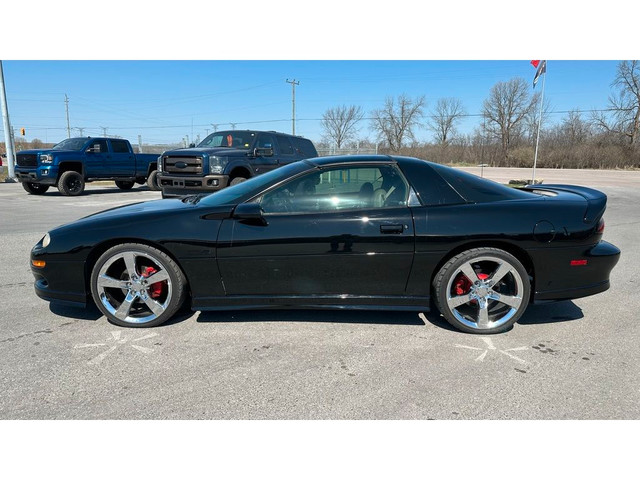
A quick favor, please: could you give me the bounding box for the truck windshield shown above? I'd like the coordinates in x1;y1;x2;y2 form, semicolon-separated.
52;138;88;151
197;131;255;149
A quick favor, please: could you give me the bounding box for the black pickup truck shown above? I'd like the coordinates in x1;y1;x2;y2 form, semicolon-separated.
157;130;318;198
14;137;159;196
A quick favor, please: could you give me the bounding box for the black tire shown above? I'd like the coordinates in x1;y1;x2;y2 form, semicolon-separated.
229;176;247;186
90;243;187;328
22;182;50;195
432;247;530;334
146;170;161;191
115;180;135;190
57;171;85;196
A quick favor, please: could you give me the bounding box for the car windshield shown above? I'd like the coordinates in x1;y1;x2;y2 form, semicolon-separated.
52;138;88;151
198;161;312;206
197;131;256;149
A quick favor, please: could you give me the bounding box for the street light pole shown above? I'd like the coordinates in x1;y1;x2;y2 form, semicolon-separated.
0;60;16;180
286;79;299;135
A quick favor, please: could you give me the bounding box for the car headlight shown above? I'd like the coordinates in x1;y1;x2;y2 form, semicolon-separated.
158;156;163;172
40;154;53;164
209;155;228;174
42;233;51;248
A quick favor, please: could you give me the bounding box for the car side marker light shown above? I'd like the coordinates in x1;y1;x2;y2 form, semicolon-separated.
32;260;46;268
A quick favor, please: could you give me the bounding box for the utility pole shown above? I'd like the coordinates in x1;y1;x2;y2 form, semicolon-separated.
65;94;71;138
100;126;108;136
211;124;219;132
286;79;300;135
0;60;16;180
138;135;143;153
75;127;85;136
230;123;236;130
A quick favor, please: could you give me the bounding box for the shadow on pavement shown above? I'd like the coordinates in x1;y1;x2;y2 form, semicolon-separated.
49;302;102;321
518;301;584;325
196;309;427;326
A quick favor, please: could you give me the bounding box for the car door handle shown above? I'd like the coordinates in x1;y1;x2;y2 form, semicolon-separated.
380;224;404;234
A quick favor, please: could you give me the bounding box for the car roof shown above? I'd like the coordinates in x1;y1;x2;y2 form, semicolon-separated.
306;155;397;167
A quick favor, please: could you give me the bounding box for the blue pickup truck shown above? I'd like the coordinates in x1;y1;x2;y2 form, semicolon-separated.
14;137;159;196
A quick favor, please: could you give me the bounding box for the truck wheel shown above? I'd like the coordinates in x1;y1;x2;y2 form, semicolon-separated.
146;170;161;191
230;176;247;186
22;182;50;195
115;180;135;190
57;171;85;196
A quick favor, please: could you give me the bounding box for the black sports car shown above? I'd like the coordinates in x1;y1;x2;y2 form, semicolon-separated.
30;155;620;334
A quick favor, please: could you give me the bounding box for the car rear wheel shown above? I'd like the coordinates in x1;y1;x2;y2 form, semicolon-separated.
146;170;161;191
22;182;50;195
115;180;135;190
433;247;530;334
57;171;85;196
90;243;187;328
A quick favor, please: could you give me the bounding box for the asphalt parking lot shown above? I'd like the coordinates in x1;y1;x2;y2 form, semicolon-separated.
0;168;638;420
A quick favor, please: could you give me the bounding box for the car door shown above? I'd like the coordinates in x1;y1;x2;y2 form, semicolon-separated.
84;139;109;176
250;133;280;175
216;163;415;297
108;139;135;176
274;135;298;165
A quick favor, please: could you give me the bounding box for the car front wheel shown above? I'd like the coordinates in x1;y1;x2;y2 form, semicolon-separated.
433;247;530;334
90;243;187;328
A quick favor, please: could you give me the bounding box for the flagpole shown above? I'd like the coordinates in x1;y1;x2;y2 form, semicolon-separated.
532;69;546;184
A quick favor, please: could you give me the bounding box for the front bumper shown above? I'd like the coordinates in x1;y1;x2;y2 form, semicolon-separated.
15;167;57;185
159;173;230;198
31;245;88;307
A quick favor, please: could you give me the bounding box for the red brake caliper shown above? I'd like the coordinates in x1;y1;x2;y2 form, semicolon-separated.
454;272;490;295
141;266;166;299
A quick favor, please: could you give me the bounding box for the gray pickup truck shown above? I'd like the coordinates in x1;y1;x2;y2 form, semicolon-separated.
157;130;318;198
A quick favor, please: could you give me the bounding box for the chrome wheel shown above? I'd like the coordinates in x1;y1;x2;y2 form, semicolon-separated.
434;248;530;334
95;249;173;325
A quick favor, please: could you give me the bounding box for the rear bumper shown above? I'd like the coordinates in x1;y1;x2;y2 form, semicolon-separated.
533;240;620;302
159;173;230;198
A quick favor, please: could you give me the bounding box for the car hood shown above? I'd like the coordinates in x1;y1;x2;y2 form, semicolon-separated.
51;198;233;235
162;147;250;157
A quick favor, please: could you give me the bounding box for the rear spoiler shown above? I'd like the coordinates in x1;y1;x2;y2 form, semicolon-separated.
522;184;607;224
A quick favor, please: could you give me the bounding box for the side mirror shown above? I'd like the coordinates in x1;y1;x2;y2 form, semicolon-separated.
233;202;267;226
253;147;274;157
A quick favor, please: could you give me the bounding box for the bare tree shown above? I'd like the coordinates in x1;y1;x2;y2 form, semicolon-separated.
426;97;466;146
524;96;552;145
482;77;539;160
370;94;425;151
320;105;364;149
592;60;640;146
560;109;592;146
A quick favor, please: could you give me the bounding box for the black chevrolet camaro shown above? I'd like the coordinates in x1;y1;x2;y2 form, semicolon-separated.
30;155;620;334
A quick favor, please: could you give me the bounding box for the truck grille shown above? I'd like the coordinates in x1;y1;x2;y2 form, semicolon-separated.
164;156;203;175
16;154;37;167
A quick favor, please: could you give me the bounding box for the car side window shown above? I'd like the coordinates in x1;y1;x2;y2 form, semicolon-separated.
256;134;276;150
110;139;130;153
259;165;409;214
276;136;295;156
88;139;109;153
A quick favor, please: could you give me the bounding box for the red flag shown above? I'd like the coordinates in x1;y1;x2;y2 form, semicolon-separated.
533;60;547;87
531;60;540;68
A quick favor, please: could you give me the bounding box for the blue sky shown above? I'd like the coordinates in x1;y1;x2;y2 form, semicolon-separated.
1;60;621;146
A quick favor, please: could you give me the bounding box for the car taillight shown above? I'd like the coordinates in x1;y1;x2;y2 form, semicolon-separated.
597;218;605;233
